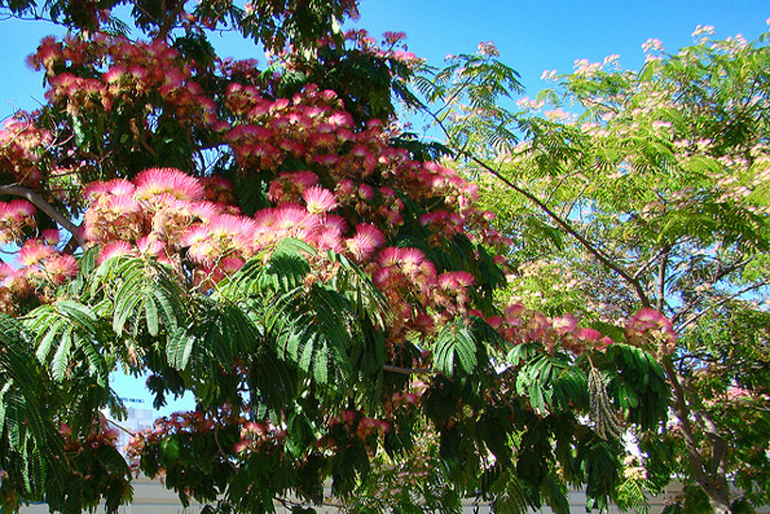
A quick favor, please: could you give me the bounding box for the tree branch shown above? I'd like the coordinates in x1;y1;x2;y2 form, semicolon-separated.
675;280;767;332
424;109;651;307
663;358;708;485
0;184;84;248
383;364;432;375
657;245;670;312
472;154;651;307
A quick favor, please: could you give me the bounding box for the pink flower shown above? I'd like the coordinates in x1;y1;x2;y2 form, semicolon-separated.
134;168;204;202
552;313;578;336
97;241;136;263
346;224;385;260
44;254;79;284
437;271;475;289
625;307;677;354
84;179;135;201
18;241;55;266
41;229;60;245
577;328;602;342
302;186;338;214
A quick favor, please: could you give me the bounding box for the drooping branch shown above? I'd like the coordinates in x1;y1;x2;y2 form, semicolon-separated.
0;184;84;248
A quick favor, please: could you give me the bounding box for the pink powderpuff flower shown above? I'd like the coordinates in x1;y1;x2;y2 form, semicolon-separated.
208;214;256;254
287;171;320;190
97;241;136;264
313;215;347;252
0;263;14;280
41;229;60;246
398;248;426;271
8;199;36;220
136;235;165;257
218;256;245;274
552;313;578;337
183;225;218;265
412;313;436;334
437;271;475;289
346;224;385;260
188;201;223;222
577;328;602;342
625;307;678;353
273;204;318;234
84;178;136;202
596;336;614;351
102;65;127;84
504;302;526;325
134;168;205;202
44;254;79;284
376;246;404;268
18;241;55;266
302;186;338;214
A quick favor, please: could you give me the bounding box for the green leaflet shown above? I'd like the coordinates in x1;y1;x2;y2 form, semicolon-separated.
0;314;67;493
513;351;586;415
25;301;108;386
92;256;186;338
434;319;478;375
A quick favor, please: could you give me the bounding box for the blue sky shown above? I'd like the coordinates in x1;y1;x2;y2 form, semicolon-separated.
1;1;768;414
2;1;769;121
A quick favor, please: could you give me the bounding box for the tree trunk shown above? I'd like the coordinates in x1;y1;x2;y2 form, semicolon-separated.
704;485;732;514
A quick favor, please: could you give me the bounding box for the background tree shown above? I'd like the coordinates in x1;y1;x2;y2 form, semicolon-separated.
0;1;671;513
418;26;770;514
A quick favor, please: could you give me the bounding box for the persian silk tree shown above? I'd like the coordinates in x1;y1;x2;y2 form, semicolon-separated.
0;1;669;513
417;25;770;514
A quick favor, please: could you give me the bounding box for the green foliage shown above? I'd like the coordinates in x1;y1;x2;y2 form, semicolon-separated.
420;22;770;513
0;1;683;512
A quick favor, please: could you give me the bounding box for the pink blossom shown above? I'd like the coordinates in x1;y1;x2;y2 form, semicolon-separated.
18;241;55;266
134;168;204;202
302;186;338;214
44;254;79;284
437;271;475;289
346;223;385;260
97;241;136;263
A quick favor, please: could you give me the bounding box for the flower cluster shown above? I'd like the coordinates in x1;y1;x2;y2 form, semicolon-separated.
58;415;119;453
625;307;677;355
0;235;78;314
320;410;391;452
493;302;615;356
125;410;218;472
225;84;491;242
0;200;36;244
29;34;218;127
0;113;52;186
233;421;286;455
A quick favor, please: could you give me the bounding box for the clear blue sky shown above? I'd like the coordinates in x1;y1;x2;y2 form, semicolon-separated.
2;1;769;120
1;0;768;414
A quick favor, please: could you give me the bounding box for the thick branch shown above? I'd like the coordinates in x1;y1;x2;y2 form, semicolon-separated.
657;245;670;312
663;358;708;485
0;184;84;248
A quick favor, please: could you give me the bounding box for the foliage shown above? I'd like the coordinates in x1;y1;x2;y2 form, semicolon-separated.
0;1;671;513
423;25;770;514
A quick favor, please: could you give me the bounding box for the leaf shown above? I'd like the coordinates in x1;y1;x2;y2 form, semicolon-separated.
434;319;478;375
